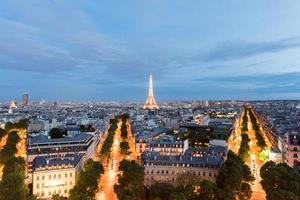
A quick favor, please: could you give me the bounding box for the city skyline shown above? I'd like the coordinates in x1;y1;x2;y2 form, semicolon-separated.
1;1;300;101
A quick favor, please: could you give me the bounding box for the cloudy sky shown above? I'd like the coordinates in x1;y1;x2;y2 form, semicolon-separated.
1;1;300;101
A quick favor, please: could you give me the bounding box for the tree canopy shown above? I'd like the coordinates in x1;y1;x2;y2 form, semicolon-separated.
260;161;300;200
216;150;254;200
49;128;67;139
114;160;145;200
69;159;104;200
0;157;28;200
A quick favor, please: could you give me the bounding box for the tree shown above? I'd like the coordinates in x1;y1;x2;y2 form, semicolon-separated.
197;180;219;200
238;133;250;161
100;119;118;156
0;128;6;140
148;182;176;200
260;161;300;200
238;183;252;200
169;192;187;200
49;128;67;138
0;131;20;164
69;159;104;200
176;172;202;199
120;141;130;154
216;150;254;200
52;194;66;200
114;160;145;200
0;157;28;200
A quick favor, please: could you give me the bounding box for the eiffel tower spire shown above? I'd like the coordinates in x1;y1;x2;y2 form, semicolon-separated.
143;74;159;109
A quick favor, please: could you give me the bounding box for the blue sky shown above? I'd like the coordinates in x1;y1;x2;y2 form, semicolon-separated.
0;0;300;101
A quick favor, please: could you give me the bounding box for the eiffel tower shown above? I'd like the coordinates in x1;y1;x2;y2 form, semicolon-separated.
143;74;159;109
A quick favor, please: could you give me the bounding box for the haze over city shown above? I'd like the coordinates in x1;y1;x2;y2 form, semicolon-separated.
1;1;300;101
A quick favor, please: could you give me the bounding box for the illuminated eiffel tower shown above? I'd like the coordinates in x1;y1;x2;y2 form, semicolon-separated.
143;74;159;109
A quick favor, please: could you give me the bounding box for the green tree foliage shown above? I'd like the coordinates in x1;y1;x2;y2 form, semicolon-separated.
197;180;219;200
260;161;300;200
114;160;145;200
52;194;66;200
238;133;250;161
120;141;130;154
247;108;267;150
79;124;95;132
100;118;118;156
241;109;248;133
0;131;20;164
184;129;211;147
216;150;254;200
175;172;202;200
0;157;28;200
5;119;28;132
49;128;67;139
121;122;128;139
148;183;176;200
121;113;129;121
0;127;6;140
69;159;104;200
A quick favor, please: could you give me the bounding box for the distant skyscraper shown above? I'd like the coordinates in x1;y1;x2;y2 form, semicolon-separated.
22;93;29;106
143;74;159;109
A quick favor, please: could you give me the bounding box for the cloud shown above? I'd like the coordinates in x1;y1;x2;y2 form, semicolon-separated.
198;37;300;62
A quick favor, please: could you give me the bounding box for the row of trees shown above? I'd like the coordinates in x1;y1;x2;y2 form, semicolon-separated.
120;114;128;139
0;126;29;200
260;161;300;200
114;151;254;200
69;159;104;200
0;157;28;200
0;127;6;140
0;131;20;164
120;113;130;155
238;133;251;161
247;108;267;150
241;108;248;133
114;160;145;200
4;119;28;132
100;118;118;156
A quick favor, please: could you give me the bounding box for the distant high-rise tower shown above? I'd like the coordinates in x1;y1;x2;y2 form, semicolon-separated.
143;74;159;109
22;93;29;106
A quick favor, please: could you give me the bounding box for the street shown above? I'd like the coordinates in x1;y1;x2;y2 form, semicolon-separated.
228;109;272;200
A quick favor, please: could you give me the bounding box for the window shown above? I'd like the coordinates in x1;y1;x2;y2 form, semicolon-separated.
54;174;56;179
70;173;73;177
48;175;52;180
42;175;45;180
58;174;61;179
36;176;39;181
294;153;298;158
65;173;67;178
36;183;40;189
294;147;298;151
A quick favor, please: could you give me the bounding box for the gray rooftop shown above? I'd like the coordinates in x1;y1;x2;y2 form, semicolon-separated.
33;154;82;171
142;150;223;168
29;132;93;146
